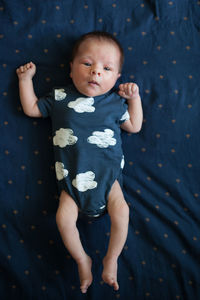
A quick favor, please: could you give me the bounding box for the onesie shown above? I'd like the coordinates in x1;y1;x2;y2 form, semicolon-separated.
37;84;129;217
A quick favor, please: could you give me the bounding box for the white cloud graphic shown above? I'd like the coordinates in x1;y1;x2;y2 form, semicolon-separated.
55;89;67;101
55;162;68;180
72;171;97;192
120;110;130;122
53;128;78;148
87;129;116;148
68;97;95;113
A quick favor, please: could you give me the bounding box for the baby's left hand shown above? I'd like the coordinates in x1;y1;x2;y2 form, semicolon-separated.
118;83;139;100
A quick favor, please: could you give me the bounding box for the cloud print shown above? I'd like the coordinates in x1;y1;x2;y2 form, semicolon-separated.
120;110;130;122
53;128;78;148
55;89;67;101
55;162;68;181
87;129;116;148
72;171;97;192
68;97;95;113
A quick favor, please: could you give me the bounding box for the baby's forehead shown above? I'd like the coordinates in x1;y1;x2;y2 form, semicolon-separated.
79;37;119;51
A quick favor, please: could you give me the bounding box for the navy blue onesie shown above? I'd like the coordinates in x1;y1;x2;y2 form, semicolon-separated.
38;84;129;217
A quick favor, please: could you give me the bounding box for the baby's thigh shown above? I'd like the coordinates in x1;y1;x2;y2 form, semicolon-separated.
57;190;79;222
107;181;127;210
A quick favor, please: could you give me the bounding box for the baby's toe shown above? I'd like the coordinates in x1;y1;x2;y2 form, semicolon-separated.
113;281;119;291
80;280;90;293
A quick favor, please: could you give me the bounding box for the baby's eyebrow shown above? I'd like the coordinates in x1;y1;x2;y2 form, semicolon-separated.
79;56;116;67
80;55;92;60
105;61;115;66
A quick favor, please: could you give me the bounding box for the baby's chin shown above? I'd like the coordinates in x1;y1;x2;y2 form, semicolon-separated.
76;88;103;98
73;82;111;98
82;92;101;97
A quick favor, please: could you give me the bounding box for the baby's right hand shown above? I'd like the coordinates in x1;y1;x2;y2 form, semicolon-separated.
16;62;36;80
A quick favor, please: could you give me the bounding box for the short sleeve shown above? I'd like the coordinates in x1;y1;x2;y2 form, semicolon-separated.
119;99;130;124
37;90;54;118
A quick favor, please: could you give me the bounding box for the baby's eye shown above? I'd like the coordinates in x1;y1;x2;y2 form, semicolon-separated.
84;62;91;66
104;66;111;71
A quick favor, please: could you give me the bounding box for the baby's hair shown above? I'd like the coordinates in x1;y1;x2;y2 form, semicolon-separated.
71;31;124;72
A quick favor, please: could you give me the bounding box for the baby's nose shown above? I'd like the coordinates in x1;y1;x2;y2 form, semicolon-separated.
91;68;101;76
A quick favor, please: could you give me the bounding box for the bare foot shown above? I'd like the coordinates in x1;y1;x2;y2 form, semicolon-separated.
102;256;119;291
77;255;93;293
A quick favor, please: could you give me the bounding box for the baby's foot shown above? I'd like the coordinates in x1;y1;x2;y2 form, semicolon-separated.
102;256;119;291
77;255;93;293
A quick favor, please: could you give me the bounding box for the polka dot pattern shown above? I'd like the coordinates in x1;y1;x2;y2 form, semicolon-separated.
0;1;200;299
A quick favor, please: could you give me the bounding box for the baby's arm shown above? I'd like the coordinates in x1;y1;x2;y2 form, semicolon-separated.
118;83;143;133
16;62;42;117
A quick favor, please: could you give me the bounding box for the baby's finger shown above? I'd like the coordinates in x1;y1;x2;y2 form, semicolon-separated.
118;90;126;97
19;66;25;73
132;83;139;93
119;84;125;92
27;62;34;69
127;83;134;95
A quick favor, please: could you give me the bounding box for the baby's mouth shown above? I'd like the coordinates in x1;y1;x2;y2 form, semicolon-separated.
88;80;99;86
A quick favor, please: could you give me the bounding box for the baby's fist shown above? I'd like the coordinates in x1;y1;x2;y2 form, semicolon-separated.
16;62;36;80
118;83;139;100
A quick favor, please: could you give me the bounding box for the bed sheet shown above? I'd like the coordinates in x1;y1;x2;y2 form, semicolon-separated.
0;0;200;299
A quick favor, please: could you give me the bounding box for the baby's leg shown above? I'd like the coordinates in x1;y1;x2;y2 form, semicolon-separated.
102;180;129;291
56;190;93;293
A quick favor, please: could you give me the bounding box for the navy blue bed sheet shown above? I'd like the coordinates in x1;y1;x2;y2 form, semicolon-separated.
0;0;200;299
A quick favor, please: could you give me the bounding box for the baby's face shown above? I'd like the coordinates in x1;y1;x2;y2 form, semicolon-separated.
70;39;121;97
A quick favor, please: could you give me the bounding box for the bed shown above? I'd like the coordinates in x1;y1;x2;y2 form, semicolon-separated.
0;0;200;299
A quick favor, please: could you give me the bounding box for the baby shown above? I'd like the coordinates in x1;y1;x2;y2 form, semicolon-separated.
16;31;143;293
